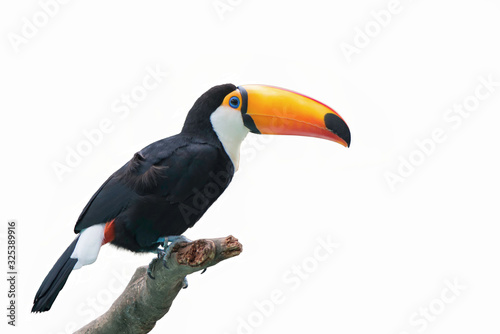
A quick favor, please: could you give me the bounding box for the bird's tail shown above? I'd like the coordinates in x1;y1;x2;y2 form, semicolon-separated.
31;236;80;313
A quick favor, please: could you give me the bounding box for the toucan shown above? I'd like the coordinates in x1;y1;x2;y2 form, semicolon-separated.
32;84;351;313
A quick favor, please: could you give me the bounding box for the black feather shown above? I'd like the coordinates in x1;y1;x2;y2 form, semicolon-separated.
73;84;237;251
34;84;239;313
32;236;79;312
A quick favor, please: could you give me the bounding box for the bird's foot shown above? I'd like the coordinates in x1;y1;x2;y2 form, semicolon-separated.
156;248;166;258
159;235;192;269
147;235;192;279
147;247;168;279
147;259;156;280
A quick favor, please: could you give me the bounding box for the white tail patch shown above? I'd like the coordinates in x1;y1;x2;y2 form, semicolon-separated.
71;224;105;270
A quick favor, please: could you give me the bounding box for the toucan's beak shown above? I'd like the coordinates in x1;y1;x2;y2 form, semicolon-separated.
237;85;351;147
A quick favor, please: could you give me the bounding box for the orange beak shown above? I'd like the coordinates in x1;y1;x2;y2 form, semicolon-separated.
237;85;350;147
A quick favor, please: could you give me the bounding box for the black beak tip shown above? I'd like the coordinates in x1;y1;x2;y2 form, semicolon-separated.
324;113;351;148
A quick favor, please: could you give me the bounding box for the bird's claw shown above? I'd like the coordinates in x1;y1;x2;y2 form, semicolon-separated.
161;235;192;268
149;235;192;274
147;246;169;279
157;248;166;259
163;235;192;249
147;237;196;288
147;260;156;280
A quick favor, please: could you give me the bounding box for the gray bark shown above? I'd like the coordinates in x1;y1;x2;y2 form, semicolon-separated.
75;236;242;334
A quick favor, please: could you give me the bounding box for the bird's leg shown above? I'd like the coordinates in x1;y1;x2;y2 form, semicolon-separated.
162;235;192;268
164;235;192;248
147;238;168;279
147;235;192;280
163;236;192;287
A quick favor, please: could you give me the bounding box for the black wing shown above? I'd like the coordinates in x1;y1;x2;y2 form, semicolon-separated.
74;135;221;233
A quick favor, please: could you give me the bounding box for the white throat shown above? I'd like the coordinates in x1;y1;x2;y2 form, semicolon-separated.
210;106;249;171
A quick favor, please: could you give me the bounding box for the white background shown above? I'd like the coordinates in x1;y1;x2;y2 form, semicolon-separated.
1;0;499;333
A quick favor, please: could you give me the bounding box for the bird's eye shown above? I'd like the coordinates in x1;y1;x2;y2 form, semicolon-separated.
229;96;240;109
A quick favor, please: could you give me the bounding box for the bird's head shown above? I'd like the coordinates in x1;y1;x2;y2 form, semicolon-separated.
182;83;351;168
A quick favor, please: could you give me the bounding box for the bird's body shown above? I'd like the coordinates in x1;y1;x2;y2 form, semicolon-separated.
77;134;234;253
32;83;351;313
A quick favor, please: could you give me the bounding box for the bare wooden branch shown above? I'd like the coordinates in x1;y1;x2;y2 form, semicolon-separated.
75;236;242;334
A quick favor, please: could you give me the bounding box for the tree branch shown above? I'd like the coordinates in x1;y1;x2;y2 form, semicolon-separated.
75;236;242;334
